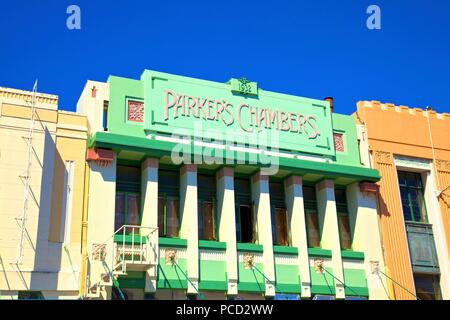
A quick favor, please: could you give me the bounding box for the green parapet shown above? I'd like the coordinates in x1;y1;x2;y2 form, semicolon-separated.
308;248;333;257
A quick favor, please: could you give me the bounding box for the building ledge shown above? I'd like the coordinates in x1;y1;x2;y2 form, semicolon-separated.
237;243;264;253
273;246;298;255
158;237;188;248
341;250;365;260
199;240;227;251
308;248;333;258
90;131;381;182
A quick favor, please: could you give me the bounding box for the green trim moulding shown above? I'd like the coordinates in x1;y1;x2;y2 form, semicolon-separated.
341;250;365;260
237;243;264;253
308;248;333;257
158;237;188;247
198;240;227;251
89;132;380;182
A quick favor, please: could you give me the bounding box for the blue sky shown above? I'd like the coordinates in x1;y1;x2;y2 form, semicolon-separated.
1;0;449;114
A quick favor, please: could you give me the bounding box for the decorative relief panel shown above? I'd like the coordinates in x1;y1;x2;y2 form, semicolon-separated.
127;100;144;122
436;160;450;172
333;133;345;152
373;150;393;165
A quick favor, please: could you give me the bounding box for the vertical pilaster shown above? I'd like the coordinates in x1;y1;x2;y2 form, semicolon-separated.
179;164;198;294
141;158;159;293
216;167;238;296
372;150;415;300
86;152;117;300
346;182;389;300
316;179;345;299
251;172;275;297
284;176;311;298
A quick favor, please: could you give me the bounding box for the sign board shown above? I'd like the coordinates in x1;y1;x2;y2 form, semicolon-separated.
142;70;334;156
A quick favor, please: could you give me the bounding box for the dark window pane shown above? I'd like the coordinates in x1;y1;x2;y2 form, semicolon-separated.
115;193;125;231
202;201;215;240
158;197;165;237
269;182;284;201
127;194;140;226
338;215;351;250
397;171;427;223
167;198;179;237
306;210;320;248
414;275;442;300
239;205;253;243
335;189;347;206
303;186;317;202
235;178;251;206
274;208;288;246
235;205;241;242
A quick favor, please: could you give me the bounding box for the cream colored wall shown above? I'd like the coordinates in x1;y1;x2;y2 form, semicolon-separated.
141;158;159;293
76;81;109;134
422;170;450;299
85;154;117;299
346;183;389;300
315;180;345;299
179;164;199;295
284;176;311;298
0;88;86;299
216;167;238;296
251;172;275;297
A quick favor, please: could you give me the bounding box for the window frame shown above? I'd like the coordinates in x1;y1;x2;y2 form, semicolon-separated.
115;191;142;233
158;193;181;238
198;197;218;241
303;185;321;248
397;171;429;224
334;188;352;250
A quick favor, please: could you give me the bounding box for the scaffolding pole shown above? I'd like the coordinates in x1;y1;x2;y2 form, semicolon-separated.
15;80;38;265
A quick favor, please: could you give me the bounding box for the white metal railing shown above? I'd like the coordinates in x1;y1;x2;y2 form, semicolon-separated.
85;225;158;299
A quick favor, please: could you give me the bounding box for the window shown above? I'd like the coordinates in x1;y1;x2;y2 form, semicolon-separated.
127;99;144;122
234;178;255;243
198;174;217;241
115;165;141;233
335;188;351;250
398;171;428;223
413;274;442;300
158;170;180;238
303;186;320;248
103;101;108;131
237;205;255;243
270;182;288;246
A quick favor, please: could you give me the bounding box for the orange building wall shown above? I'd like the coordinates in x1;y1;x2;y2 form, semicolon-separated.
354;101;450;300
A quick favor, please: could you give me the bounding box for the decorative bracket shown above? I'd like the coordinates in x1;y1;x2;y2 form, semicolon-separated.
314;258;324;273
165;248;178;266
243;253;254;270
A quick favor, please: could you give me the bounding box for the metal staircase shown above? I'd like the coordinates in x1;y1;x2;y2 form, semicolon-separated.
85;225;158;299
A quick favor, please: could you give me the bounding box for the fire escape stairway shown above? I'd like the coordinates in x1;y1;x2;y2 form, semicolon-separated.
85;225;158;299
